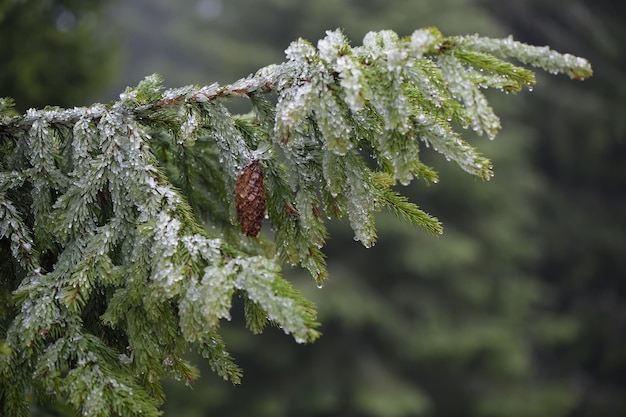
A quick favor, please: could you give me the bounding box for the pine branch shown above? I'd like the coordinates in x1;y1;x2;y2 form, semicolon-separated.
0;27;591;416
373;173;443;236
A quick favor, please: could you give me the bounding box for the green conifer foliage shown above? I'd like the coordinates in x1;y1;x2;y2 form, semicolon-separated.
0;28;590;416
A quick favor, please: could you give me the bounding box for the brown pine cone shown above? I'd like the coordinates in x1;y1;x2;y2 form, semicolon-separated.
234;160;266;237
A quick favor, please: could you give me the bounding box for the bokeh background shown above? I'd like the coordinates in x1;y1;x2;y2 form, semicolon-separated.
2;0;625;416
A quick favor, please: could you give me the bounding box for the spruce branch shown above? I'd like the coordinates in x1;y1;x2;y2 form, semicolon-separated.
0;27;591;416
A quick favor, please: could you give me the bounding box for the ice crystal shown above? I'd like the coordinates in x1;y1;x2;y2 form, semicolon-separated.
234;256;314;343
179;262;237;342
345;159;377;247
181;234;222;262
275;81;316;138
161;84;196;102
317;29;349;64
179;105;201;141
336;54;367;112
285;38;317;62
73;114;99;162
0;195;37;270
410;28;439;57
322;151;346;198
459;34;593;79
192;82;221;101
314;86;354;154
438;54;500;139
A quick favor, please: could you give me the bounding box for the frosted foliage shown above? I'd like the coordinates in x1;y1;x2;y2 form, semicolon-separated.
27;116;52;169
363;30;410;73
99;112;147;221
0;170;26;191
58;342;143;417
200;263;237;320
0;26;593;415
294;188;320;241
74;370;109;415
314;87;354;154
301;252;324;282
344;157;377;247
369;79;411;133
360;32;413;133
384;42;409;73
234;257;312;343
389;88;412;134
460;34;593;78
179;262;237;342
404;63;446;110
73;115;99;163
317;29;349;64
37;336;70;377
275;31;362;147
120;73;163;103
392;142;421;186
11;278;62;348
415;108;491;178
285;38;317;62
227;72;269;98
179;105;201;142
439;54;500;139
181;234;222;262
363;30;399;58
54;166;104;237
149;213;184;298
336;54;367;112
275;81;316;139
322;152;346;198
204;102;253;179
161;84;197;102
410;29;438;57
91;107;182;229
0;194;36;270
249;64;281;89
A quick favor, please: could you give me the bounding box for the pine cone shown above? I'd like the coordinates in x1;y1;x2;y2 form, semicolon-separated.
234;160;266;237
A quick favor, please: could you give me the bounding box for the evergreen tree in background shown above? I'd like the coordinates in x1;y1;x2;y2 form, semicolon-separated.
105;0;504;94
0;21;592;417
481;1;626;415
0;0;116;113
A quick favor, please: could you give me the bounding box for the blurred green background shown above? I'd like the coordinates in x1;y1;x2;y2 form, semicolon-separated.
2;0;624;416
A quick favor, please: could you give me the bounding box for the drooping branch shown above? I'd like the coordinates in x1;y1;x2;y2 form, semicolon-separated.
0;27;591;417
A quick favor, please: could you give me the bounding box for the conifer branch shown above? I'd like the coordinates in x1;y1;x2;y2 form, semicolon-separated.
0;27;591;416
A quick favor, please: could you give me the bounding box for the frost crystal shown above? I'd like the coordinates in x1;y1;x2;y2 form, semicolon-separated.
314;87;354;154
275;81;315;136
153;212;182;258
410;28;438;57
439;54;500;139
285;38;317;62
317;29;349;64
179;105;200;141
336;54;366;112
458;34;593;79
234;256;314;343
181;234;222;262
